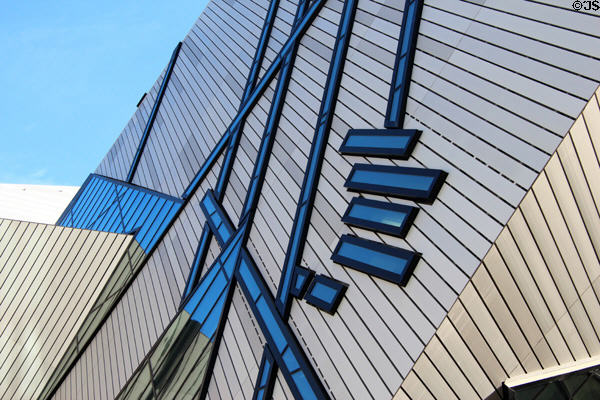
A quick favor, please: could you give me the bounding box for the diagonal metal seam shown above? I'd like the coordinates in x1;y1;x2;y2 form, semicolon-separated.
177;0;361;396
127;42;183;183
178;0;361;396
44;1;323;387
118;0;336;392
186;0;328;396
242;0;360;397
181;0;328;301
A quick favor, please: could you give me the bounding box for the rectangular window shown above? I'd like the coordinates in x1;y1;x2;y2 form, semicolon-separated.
345;163;446;203
331;234;420;286
339;128;420;158
342;197;418;238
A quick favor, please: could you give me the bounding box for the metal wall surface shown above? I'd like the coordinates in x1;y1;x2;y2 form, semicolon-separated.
52;154;224;400
0;220;133;400
52;0;600;398
395;86;600;399
284;1;600;399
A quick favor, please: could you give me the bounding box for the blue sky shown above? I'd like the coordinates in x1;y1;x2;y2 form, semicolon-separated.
0;0;209;186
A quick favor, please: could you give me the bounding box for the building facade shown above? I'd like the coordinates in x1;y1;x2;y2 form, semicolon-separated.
2;0;600;399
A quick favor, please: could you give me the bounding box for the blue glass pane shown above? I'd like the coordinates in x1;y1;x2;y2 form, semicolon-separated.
295;274;306;291
186;261;222;313
348;203;407;228
338;241;408;275
211;213;223;231
256;297;286;352
203;196;216;215
69;177;100;221
200;288;227;338
239;261;261;302
138;199;168;249
117;189;138;227
127;193;154;231
309;282;337;304
217;223;231;243
282;347;299;373
291;371;317;400
222;243;240;277
72;179;105;223
256;388;265;400
191;270;228;325
402;2;417;52
345;134;410;149
351;169;433;191
394;56;407;88
260;360;271;386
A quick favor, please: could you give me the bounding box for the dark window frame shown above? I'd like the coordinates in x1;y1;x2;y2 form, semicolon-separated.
304;274;348;315
339;128;420;159
345;163;446;204
331;234;420;286
290;266;315;298
342;196;419;238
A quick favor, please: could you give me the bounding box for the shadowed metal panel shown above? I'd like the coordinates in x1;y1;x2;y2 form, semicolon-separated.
130;0;269;196
221;78;277;226
396;86;600;399
0;220;133;400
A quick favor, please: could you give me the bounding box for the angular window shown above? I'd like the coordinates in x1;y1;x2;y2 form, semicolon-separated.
345;163;446;203
304;275;348;314
332;234;420;286
385;0;424;128
340;128;420;158
290;266;315;298
342;197;418;238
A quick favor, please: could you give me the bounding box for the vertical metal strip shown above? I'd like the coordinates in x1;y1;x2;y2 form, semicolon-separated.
384;0;423;128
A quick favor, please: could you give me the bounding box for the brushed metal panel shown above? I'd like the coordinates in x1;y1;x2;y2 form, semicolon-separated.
397;371;434;400
424;333;480;400
470;268;527;371
412;354;458;400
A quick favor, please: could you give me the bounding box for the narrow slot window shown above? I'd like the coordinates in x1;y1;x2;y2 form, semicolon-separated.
345;163;446;203
339;129;420;158
332;235;420;286
342;197;418;238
